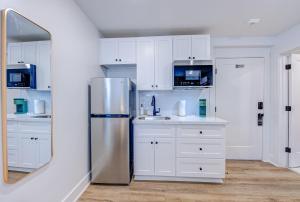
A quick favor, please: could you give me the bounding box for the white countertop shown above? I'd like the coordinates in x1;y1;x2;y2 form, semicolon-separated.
7;113;52;122
133;115;228;125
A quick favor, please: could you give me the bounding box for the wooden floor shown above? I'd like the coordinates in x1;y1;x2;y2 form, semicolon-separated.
79;161;300;202
7;171;29;184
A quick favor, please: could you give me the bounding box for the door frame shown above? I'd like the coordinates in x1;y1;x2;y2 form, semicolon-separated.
213;47;271;162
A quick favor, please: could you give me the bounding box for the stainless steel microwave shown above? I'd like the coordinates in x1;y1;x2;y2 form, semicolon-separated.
7;64;37;89
173;65;213;88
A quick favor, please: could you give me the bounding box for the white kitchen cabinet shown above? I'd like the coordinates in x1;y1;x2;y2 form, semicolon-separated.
22;42;37;64
7;43;22;64
36;41;51;90
173;35;211;61
154;137;175;176
136;38;155;90
19;134;37;169
137;37;173;90
134;121;226;183
100;38;136;65
154;37;173;90
134;137;155;176
7;120;51;171
173;36;192;61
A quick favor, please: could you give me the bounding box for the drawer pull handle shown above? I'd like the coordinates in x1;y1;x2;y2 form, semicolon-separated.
155;141;158;144
199;167;203;171
199;131;203;134
199;148;203;151
150;141;153;144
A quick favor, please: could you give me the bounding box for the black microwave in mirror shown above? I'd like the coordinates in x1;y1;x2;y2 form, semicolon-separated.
173;65;213;88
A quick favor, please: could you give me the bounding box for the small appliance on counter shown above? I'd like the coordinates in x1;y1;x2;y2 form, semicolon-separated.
178;100;186;117
14;98;28;114
34;99;46;114
199;99;207;117
7;64;37;89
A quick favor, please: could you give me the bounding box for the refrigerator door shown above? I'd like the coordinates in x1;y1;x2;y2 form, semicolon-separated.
91;78;130;115
91;117;130;184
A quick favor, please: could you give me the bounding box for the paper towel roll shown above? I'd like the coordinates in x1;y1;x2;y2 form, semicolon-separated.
178;100;186;117
34;99;45;114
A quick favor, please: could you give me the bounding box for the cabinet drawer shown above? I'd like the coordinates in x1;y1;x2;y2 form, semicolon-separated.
177;125;224;139
176;138;224;158
19;122;51;132
176;158;225;178
135;125;175;138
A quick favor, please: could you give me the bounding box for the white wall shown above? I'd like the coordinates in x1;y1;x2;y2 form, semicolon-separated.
0;0;103;201
270;23;300;167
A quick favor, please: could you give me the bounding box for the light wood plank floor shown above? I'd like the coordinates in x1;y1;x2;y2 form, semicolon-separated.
79;160;300;202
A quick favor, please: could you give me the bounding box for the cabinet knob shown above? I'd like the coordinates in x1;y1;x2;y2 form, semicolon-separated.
35;137;38;140
48;86;51;89
151;85;154;88
115;59;118;61
192;57;195;59
199;167;203;171
119;59;122;62
155;85;158;88
199;131;203;134
30;137;34;140
151;141;153;144
155;141;158;144
199;148;203;151
188;57;191;59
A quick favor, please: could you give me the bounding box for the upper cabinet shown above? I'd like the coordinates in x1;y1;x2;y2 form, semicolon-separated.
173;35;211;61
7;41;51;91
137;37;173;91
100;38;136;65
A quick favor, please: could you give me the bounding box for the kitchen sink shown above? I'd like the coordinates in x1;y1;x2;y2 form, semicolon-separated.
138;116;171;121
31;115;52;118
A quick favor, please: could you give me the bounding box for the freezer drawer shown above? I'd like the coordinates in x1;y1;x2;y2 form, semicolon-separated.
91;117;130;184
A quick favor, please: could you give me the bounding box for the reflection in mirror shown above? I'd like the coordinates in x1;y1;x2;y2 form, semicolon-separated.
2;9;52;184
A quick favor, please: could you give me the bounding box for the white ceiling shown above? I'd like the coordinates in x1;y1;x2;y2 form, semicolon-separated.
75;0;300;37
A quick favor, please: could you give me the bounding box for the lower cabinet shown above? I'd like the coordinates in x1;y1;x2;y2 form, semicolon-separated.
134;124;226;183
134;137;175;177
7;120;51;170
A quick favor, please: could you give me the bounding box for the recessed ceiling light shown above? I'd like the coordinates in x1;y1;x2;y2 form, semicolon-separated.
248;18;261;25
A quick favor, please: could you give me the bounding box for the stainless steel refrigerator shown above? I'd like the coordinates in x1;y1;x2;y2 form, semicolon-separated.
90;78;135;184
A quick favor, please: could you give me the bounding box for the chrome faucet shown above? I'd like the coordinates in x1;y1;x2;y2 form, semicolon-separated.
151;95;160;116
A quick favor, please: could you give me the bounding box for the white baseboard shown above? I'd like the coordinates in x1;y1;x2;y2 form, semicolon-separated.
62;172;90;202
134;175;224;184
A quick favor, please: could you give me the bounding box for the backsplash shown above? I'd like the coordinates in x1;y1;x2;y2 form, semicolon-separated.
138;89;214;116
7;89;52;114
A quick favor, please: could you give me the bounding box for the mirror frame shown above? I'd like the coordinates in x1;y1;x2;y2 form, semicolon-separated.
1;8;53;184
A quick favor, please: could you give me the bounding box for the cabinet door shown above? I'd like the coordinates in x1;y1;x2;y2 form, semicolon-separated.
36;41;51;90
7;133;19;167
19;134;37;169
36;134;51;167
118;38;136;64
134;137;155;175
173;36;192;61
154;137;175;176
137;38;155;90
154;37;173;90
7;43;22;64
100;39;118;65
22;42;37;64
191;35;211;60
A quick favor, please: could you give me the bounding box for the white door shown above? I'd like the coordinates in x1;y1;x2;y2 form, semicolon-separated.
216;58;264;160
154;137;175;176
191;35;211;60
173;36;192;61
289;54;300;167
36;134;51;167
137;38;155;90
134;137;155;175
22;42;37;64
100;39;118;65
154;37;173;90
118;38;136;64
7;43;22;64
36;41;51;90
19;134;37;168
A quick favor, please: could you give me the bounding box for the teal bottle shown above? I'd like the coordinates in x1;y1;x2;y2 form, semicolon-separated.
199;99;206;117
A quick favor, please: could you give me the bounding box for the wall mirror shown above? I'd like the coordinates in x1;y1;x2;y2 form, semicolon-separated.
1;9;52;184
